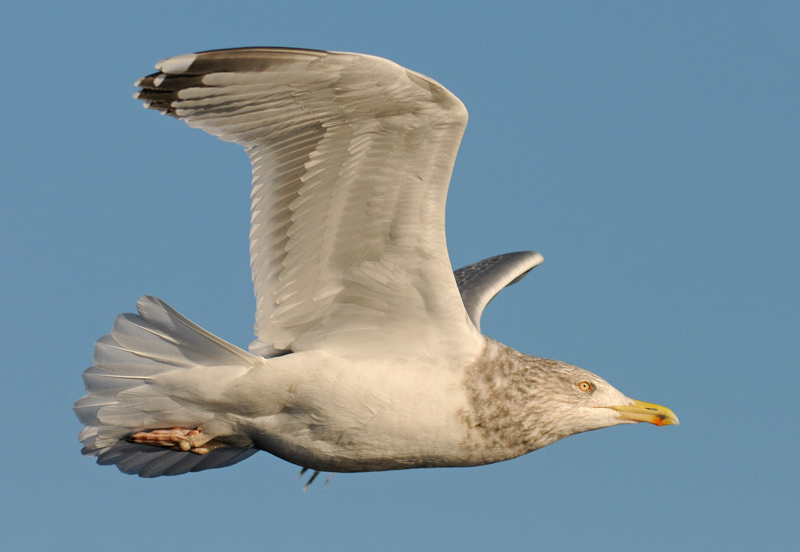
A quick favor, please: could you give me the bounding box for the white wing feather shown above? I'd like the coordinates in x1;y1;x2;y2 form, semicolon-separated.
136;48;482;359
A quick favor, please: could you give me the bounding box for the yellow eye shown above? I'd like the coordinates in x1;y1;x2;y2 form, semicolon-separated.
578;381;593;392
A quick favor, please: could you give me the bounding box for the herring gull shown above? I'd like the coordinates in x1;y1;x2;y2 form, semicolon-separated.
74;48;678;481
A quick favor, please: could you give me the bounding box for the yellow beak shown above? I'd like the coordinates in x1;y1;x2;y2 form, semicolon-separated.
606;399;679;426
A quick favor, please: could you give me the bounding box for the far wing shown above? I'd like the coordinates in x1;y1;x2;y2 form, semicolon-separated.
454;251;543;331
136;48;483;360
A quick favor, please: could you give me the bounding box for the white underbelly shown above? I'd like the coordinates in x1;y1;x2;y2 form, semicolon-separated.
237;351;476;472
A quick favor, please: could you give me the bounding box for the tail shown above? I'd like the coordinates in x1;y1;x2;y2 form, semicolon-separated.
74;296;260;477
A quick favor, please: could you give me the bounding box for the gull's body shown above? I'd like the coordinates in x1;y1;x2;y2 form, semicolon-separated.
74;48;677;479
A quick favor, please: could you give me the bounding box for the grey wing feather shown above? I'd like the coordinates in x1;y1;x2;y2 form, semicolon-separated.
95;441;257;478
454;251;543;331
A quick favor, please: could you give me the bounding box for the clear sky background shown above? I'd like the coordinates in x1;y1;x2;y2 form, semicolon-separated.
2;2;798;551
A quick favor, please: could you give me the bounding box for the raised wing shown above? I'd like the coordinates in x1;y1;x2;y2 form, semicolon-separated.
136;48;483;359
454;251;543;331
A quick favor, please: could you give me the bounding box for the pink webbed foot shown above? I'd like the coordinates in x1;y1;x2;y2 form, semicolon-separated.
127;427;225;455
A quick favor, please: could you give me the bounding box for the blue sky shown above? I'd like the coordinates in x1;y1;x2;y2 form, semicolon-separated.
2;2;798;550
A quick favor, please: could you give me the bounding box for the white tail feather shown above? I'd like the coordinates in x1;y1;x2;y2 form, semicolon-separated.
74;296;260;477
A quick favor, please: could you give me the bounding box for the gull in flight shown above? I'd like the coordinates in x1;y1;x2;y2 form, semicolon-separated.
74;48;678;482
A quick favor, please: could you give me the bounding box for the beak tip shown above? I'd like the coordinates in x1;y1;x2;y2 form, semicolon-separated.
658;415;679;426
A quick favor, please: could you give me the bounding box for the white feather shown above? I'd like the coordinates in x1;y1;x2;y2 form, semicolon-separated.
75;296;260;476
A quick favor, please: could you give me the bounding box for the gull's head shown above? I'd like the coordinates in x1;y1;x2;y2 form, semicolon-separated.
530;362;679;439
464;343;678;459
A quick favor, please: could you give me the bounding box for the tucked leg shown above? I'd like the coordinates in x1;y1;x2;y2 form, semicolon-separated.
127;427;226;455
